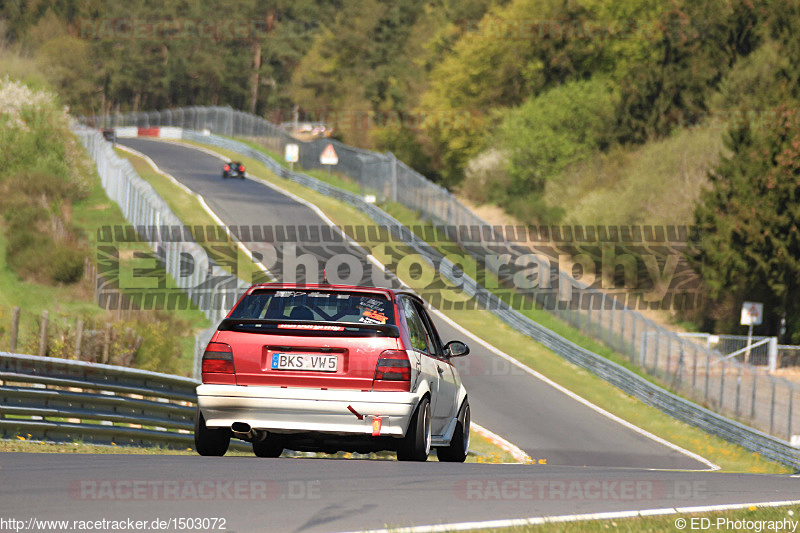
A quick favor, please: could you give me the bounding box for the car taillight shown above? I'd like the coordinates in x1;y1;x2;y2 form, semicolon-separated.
374;350;411;381
238;165;245;172
224;164;230;171
202;342;234;374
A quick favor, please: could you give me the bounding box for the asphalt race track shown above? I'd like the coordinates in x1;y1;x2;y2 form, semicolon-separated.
1;453;799;533
3;136;787;532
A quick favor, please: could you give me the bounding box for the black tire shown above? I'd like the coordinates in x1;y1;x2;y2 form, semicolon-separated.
194;409;230;456
437;400;470;463
252;437;283;458
397;397;431;462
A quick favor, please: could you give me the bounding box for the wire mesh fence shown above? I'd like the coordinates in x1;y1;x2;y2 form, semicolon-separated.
85;107;800;443
74;127;252;378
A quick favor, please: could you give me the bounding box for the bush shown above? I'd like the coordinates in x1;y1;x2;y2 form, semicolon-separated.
0;78;88;285
460;148;510;205
132;319;182;375
49;244;84;283
491;77;617;223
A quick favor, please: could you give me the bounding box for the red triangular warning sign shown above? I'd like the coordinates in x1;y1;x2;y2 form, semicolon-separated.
320;143;338;165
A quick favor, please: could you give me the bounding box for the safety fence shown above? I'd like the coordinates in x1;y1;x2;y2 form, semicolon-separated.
74;128;250;378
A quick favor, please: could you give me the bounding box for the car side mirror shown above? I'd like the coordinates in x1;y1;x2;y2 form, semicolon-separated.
444;340;469;358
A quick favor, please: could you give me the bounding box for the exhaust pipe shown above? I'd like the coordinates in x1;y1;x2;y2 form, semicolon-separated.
231;422;267;442
231;422;251;433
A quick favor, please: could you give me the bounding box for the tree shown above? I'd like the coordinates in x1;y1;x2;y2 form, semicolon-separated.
694;107;800;340
494;77;617;223
615;0;766;145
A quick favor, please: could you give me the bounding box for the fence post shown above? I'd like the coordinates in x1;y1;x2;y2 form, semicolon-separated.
734;364;741;418
640;325;648;367
750;373;758;420
768;337;778;372
770;379;776;435
704;352;710;402
103;323;112;364
585;293;592;333
75;319;84;359
10;306;20;352
390;153;397;203
788;386;794;441
675;341;685;390
39;310;49;357
719;359;726;410
652;330;660;375
619;312;636;362
599;293;606;338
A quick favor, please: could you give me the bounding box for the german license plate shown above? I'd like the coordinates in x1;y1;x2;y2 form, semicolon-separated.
271;353;338;372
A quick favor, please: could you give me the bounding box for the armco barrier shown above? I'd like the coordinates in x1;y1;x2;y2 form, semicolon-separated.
179;130;800;468
0;351;197;447
0;352;253;451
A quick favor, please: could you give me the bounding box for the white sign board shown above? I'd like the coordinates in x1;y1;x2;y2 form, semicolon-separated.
740;301;763;326
284;144;299;163
320;143;338;166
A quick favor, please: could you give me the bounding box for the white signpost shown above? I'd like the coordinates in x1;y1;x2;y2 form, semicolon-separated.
320;143;338;176
284;143;299;172
740;301;763;363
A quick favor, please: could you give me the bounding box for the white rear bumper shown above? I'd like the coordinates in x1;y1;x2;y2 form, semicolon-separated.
196;384;420;437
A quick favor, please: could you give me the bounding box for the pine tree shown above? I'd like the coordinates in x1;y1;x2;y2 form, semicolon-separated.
695;108;800;339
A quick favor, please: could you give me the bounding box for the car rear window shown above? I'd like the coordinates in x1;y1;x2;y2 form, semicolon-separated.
229;290;396;326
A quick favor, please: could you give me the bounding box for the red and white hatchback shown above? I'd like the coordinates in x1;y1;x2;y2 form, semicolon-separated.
195;283;471;462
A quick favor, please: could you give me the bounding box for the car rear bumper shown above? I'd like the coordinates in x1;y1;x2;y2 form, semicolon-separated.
196;384;419;437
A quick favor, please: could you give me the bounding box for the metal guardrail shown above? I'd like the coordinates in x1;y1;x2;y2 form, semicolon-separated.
0;351;198;447
182;130;800;468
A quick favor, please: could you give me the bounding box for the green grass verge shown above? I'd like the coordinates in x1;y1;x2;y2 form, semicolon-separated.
179;139;791;474
1;428;518;463
482;504;799;532
0;147;210;375
72;171;211;374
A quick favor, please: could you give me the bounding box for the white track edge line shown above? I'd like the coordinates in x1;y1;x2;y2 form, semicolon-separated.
337;500;800;533
156;138;719;472
471;423;531;463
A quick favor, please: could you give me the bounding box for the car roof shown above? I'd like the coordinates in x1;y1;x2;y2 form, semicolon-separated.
244;283;422;303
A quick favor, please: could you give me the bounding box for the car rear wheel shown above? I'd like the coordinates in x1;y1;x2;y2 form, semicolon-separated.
194;409;230;456
437;401;470;463
252;437;284;458
397;397;431;462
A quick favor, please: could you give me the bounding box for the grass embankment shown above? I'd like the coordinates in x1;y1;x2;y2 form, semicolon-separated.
0;77;208;376
183;139;790;474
